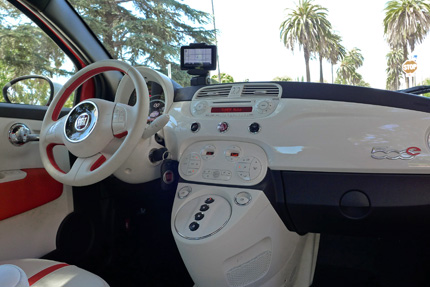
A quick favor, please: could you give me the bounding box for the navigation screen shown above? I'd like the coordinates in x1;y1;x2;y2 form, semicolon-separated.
181;45;217;70
184;48;212;66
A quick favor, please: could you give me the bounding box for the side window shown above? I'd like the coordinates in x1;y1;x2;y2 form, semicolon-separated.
0;0;75;107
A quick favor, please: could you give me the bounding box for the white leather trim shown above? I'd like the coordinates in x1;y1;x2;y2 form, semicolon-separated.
0;259;109;287
0;185;73;261
0;264;29;287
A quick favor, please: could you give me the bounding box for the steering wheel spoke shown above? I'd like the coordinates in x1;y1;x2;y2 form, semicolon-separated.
43;116;66;145
68;154;109;179
112;103;136;138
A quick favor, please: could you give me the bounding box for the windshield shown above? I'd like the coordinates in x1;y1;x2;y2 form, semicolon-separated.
69;0;430;91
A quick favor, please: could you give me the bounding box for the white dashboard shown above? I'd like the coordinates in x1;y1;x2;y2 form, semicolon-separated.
165;83;430;176
117;77;430;287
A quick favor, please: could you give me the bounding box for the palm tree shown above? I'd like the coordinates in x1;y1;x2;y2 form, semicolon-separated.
383;0;430;88
319;32;346;83
328;34;346;83
348;48;364;67
317;35;330;83
280;0;331;82
386;48;404;90
336;48;365;85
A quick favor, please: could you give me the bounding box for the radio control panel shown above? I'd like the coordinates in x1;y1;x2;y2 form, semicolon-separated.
179;141;268;186
191;98;279;118
190;83;282;118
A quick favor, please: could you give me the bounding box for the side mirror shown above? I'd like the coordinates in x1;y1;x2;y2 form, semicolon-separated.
2;75;54;106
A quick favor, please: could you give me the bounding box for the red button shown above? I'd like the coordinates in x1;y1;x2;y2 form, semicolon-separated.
217;122;229;133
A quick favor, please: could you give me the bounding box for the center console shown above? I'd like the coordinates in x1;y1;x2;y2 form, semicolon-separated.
172;182;312;287
167;83;318;287
171;140;316;287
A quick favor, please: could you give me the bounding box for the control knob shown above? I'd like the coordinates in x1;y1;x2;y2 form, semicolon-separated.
192;101;208;115
256;99;272;114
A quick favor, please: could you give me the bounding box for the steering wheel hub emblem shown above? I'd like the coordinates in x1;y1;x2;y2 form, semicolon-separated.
64;101;99;143
75;113;90;131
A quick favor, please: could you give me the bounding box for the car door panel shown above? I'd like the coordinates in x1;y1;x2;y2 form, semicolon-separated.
0;184;73;261
0;168;63;220
0;104;73;261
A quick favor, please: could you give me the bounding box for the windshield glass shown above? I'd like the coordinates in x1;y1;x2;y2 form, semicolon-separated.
69;0;430;91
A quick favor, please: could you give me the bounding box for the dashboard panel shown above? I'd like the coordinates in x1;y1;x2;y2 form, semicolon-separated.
166;81;430;236
178;141;267;186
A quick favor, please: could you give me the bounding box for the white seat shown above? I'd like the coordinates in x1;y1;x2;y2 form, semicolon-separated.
0;264;29;287
0;259;109;287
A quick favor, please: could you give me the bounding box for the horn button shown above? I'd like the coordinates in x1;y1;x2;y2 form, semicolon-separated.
65;102;98;143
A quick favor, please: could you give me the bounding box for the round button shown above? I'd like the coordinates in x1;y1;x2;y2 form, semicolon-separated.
217;122;229;133
340;190;370;219
249;122;261;134
191;122;200;133
189;222;200;231
163;170;174;184
212;170;220;178
195;212;204;221
235;192;252;206
205;197;215;204
193;101;208;114
200;204;210;212
178;186;192;199
258;100;269;110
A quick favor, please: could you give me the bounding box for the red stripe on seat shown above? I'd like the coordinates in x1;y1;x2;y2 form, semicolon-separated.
28;263;69;286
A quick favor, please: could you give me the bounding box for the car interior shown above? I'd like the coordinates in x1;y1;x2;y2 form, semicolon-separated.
1;0;430;287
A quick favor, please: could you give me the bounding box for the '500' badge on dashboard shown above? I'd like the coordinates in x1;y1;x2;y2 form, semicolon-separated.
371;147;421;160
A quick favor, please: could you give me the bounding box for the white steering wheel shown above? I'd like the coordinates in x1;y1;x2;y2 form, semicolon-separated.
39;60;149;186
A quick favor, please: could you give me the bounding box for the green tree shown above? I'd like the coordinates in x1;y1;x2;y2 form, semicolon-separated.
280;0;331;82
211;73;234;83
0;0;73;104
386;48;404;90
317;31;346;83
419;78;430;97
69;0;215;86
0;1;70;78
383;0;430;88
326;33;346;83
273;76;293;81
0;62;13;97
336;48;367;86
418;78;430;97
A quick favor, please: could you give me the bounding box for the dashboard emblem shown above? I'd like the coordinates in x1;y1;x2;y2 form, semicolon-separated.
75;113;90;131
371;147;421;160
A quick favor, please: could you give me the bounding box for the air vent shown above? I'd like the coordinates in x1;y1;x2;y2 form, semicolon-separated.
242;84;280;97
195;85;232;98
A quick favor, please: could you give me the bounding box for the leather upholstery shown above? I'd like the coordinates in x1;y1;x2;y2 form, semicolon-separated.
0;259;109;287
0;264;29;287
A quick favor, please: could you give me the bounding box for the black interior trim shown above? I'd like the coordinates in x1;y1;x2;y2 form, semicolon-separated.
282;170;430;236
0;103;69;120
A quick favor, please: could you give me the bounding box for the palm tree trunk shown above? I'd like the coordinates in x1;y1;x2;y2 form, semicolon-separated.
395;73;398;90
304;46;311;82
331;63;334;84
403;44;409;88
319;55;323;83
